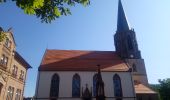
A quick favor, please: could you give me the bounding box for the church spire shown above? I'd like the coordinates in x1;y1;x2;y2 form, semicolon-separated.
117;0;130;32
114;0;141;59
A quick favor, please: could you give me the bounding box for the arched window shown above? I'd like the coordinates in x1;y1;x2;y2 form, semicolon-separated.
132;64;137;72
72;74;81;97
50;74;60;100
113;74;122;100
127;35;133;50
93;73;98;97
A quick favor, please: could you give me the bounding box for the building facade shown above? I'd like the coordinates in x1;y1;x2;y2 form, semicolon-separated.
35;50;136;100
0;27;31;100
35;0;158;100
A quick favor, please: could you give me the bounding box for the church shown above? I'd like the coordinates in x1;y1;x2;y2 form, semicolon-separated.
35;0;158;100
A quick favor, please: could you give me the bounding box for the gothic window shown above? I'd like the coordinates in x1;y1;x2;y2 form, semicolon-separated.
113;74;122;100
127;35;133;50
93;73;98;97
6;86;14;100
132;64;137;72
50;74;60;100
72;74;81;97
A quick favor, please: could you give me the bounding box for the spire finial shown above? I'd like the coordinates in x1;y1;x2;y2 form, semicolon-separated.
117;0;130;32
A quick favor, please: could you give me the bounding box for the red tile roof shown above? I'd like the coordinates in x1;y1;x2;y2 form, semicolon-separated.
39;49;129;71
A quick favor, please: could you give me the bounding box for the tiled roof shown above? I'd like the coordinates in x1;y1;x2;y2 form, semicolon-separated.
39;49;129;71
135;83;157;94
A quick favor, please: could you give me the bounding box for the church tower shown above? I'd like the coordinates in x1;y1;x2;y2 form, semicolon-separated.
114;0;148;85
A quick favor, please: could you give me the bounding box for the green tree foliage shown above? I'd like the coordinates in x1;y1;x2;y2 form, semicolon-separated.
0;31;6;42
0;0;90;41
158;78;170;100
0;0;90;23
150;84;161;100
150;84;160;92
150;79;170;100
0;27;6;42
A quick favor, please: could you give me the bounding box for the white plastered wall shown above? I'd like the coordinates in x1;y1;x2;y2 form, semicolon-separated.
35;71;135;100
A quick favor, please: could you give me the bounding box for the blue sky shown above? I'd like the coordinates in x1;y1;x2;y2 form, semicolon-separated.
0;0;170;97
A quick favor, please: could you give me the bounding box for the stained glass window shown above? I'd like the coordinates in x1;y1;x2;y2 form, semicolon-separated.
93;74;98;97
113;74;122;100
50;74;60;100
72;74;80;97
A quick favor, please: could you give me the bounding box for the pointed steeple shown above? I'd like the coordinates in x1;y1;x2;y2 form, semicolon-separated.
117;0;130;32
114;0;141;59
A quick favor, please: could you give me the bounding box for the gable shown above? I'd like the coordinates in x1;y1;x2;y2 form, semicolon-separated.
5;32;16;47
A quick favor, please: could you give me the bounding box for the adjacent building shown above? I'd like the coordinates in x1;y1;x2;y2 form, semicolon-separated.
0;27;31;100
35;0;158;100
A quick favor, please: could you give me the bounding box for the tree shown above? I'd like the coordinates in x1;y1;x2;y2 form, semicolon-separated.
158;78;170;100
0;31;6;42
0;0;90;41
149;84;161;100
0;27;6;42
0;0;90;23
150;79;170;100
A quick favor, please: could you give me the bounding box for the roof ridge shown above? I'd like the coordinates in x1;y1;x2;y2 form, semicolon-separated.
46;49;116;52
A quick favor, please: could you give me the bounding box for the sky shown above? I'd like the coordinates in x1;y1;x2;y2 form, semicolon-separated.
0;0;170;97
